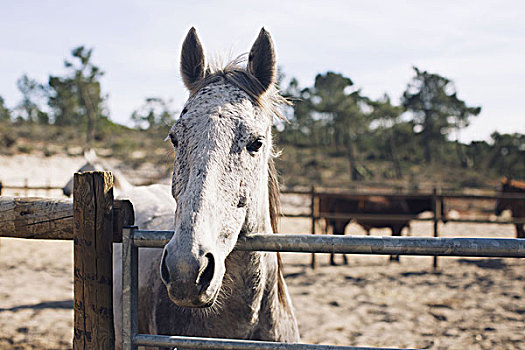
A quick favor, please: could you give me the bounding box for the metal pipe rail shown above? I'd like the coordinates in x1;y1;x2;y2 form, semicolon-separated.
123;228;525;350
132;230;525;258
122;227;424;350
281;188;525;200
315;213;435;222
1;185;63;190
316;213;525;225
281;213;525;225
134;334;418;350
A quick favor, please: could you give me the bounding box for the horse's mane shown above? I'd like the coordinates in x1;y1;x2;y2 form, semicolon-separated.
189;55;289;121
268;157;281;234
268;157;290;309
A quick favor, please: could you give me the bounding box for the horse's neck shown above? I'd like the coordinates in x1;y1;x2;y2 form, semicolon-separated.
112;170;133;194
222;249;293;340
220;179;299;340
227;177;274;310
93;159;134;195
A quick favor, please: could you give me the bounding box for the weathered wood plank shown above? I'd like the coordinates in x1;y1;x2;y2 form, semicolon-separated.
73;172;115;349
0;196;73;239
113;199;134;243
310;186;317;269
0;197;133;241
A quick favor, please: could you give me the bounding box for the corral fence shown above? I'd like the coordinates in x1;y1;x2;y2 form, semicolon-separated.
280;187;525;268
1;172;134;349
0;179;64;197
1;171;524;349
124;226;525;349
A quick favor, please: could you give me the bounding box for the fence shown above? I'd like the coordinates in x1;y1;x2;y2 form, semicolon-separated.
0;172;134;349
122;229;525;350
281;187;525;268
1;171;524;349
0;180;64;197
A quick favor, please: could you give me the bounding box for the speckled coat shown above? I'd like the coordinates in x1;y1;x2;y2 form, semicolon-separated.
115;28;300;349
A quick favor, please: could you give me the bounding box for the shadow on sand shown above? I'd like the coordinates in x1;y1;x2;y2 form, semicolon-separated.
457;258;507;269
0;299;73;312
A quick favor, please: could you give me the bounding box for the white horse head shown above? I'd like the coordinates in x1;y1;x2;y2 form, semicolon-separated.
63;149;175;228
62;150;106;197
63;149;137;198
160;27;286;308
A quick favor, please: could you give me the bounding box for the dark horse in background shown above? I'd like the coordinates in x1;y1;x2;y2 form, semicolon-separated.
318;193;439;264
495;178;525;238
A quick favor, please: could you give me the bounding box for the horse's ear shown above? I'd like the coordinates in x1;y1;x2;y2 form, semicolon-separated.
247;28;276;93
181;27;206;91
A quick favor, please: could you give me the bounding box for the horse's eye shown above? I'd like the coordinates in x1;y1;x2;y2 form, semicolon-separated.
237;196;247;208
169;134;178;148
247;138;263;153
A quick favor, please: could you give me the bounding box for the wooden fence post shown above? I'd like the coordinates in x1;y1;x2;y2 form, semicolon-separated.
310;186;318;269
73;171;115;349
432;187;440;269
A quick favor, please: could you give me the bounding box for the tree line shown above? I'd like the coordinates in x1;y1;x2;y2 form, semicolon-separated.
0;46;176;147
277;69;523;180
1;46;523;180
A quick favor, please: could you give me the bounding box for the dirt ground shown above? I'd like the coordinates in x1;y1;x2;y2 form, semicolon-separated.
1;220;523;350
0;155;524;349
280;219;524;350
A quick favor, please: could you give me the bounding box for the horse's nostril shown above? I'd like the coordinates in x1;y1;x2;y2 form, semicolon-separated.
161;250;170;284
196;253;215;292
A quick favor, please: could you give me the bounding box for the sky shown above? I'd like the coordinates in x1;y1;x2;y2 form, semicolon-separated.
1;0;524;142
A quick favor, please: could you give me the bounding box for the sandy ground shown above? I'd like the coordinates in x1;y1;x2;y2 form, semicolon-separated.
1;155;524;349
280;220;524;350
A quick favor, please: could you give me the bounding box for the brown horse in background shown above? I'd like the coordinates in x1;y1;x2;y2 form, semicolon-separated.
318;193;437;264
495;178;525;238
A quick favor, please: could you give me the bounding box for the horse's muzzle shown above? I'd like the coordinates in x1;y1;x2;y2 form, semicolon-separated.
160;248;220;307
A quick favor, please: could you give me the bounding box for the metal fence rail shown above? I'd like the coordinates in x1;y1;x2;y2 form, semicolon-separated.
0;181;63;196
122;227;525;350
281;188;525;200
282;213;525;225
134;334;418;350
131;230;525;257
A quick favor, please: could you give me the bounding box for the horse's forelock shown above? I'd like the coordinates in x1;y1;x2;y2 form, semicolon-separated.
189;56;289;121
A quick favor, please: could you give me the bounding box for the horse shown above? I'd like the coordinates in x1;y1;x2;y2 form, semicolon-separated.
121;28;300;349
318;193;436;263
495;178;525;238
62;149;175;229
63;149;137;198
